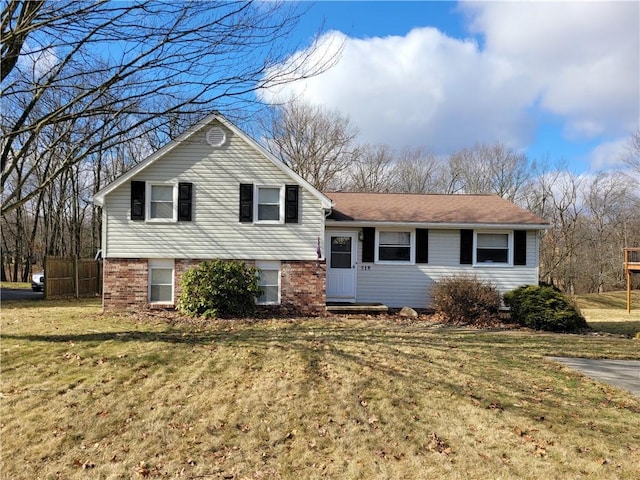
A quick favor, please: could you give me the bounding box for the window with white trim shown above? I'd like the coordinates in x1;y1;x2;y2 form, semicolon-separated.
256;261;280;305
149;259;174;303
131;181;192;222
239;183;299;224
475;232;510;264
255;186;283;223
376;230;414;263
147;183;177;221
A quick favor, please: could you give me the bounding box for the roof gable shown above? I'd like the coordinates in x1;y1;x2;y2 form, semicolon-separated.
325;192;549;227
93;113;331;209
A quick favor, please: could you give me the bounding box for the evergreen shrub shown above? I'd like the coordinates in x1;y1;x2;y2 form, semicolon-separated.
503;285;588;332
177;259;261;318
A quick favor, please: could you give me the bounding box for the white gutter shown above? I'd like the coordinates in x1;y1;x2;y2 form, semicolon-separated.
324;220;551;230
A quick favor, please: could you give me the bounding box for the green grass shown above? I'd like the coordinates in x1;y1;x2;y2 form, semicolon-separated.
574;291;640;337
1;298;639;479
1;281;31;289
574;290;640;310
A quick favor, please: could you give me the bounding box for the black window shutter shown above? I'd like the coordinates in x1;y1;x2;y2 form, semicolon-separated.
131;181;145;220
416;228;429;264
239;183;253;222
285;184;299;223
178;182;193;221
460;229;473;264
514;230;527;265
362;227;375;263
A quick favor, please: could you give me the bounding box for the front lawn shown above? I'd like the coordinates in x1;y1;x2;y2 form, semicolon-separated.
576;290;640;337
1;299;639;479
1;281;31;290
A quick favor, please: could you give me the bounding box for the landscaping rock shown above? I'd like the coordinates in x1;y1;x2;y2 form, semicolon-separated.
399;306;418;318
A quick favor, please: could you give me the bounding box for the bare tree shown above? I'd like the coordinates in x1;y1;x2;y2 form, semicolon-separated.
581;172;634;292
447;147;492;194
523;167;585;292
447;143;532;201
261;100;359;190
347;143;394;192
622;129;640;174
1;0;336;215
389;148;444;193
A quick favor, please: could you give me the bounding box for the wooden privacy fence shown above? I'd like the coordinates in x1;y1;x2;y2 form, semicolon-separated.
44;257;102;299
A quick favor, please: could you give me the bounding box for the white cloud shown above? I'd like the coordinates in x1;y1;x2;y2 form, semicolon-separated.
462;0;640;139
17;42;59;80
589;137;629;170
261;28;537;154
260;1;639;165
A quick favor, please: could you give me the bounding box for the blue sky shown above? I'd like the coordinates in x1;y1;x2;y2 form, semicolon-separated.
259;1;639;173
298;1;469;39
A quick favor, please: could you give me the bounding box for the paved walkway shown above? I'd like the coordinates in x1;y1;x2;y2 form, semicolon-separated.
549;357;640;397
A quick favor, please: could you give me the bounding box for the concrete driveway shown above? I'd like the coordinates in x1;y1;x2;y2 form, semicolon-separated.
0;288;44;301
549;357;640;397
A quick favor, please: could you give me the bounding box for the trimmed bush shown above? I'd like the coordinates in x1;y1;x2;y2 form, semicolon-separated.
177;259;262;318
431;275;501;324
503;285;588;332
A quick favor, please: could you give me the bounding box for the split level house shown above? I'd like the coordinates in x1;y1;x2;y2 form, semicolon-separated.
93;113;549;314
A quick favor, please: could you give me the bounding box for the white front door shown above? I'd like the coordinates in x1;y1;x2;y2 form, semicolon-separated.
326;232;357;302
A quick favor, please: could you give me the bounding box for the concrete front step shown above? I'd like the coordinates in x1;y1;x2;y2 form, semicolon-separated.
326;302;389;314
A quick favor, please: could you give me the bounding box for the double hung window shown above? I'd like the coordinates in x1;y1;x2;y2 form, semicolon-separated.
256;261;280;305
149;185;175;220
149;259;174;303
476;233;510;264
257;187;282;222
131;181;192;222
239;183;299;224
376;230;413;263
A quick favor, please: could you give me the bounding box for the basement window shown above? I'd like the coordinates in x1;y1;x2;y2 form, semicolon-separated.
149;259;174;304
256;261;280;305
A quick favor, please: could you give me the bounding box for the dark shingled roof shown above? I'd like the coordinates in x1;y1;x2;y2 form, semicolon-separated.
324;192;549;226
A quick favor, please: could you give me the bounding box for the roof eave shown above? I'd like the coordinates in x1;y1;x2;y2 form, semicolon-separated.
325;219;551;230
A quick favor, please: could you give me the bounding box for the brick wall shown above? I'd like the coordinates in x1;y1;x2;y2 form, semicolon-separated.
102;258;148;310
174;259;202;302
280;260;326;315
103;258;326;315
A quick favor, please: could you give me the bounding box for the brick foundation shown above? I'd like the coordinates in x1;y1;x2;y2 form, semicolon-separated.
174;259;203;302
102;258;326;315
102;258;148;310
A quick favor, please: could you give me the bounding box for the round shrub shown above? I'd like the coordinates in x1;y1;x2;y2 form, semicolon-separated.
503;285;588;332
177;259;262;318
431;275;501;324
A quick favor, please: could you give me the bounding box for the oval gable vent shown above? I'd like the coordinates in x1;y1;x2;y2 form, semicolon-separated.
206;127;226;147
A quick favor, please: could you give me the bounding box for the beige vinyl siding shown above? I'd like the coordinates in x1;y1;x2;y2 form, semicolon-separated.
104;121;324;260
336;228;540;309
